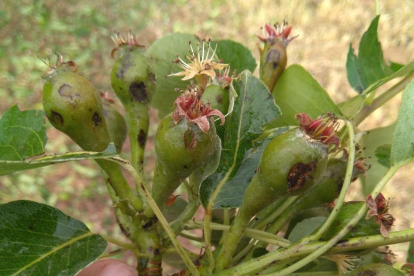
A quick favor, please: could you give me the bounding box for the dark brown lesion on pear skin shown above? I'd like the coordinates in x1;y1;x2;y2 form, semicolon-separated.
129;81;147;102
138;129;147;149
92;112;102;126
287;161;317;193
266;49;281;69
50;110;64;126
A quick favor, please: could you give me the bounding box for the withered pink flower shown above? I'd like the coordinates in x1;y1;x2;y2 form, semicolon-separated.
172;83;225;133
366;193;395;237
257;21;298;47
295;112;340;151
215;66;237;88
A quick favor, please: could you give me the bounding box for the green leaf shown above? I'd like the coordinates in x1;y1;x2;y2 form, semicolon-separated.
390;61;405;72
375;144;391;168
391;80;414;165
0;105;47;161
162;197;188;222
338;94;367;119
209;127;287;208
287;217;326;243
407;241;414;263
360;124;396;195
145;33;199;119
268;65;341;128
215;39;257;73
0;144;117;176
200;71;281;208
346;16;394;93
362;59;414;95
0;200;107;276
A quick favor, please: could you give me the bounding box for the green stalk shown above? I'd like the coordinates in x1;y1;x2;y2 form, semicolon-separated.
302;120;355;242
184;221;290;247
113;157;200;276
256;165;402;276
253;198;286;229
101;234;136;250
125;102;149;178
215;227;414;276
99;248;129;259
97;159;143;213
162;173;201;240
259;257;301;274
240;210;293;262
254;196;298;230
353;73;414;126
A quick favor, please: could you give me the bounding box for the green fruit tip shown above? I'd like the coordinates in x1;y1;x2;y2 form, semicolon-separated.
366;193;395;237
296;112;340;152
172;82;225;133
40;54;77;80
111;31;145;59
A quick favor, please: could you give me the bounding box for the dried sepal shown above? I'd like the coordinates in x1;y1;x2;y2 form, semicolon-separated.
366;193;395;237
402;263;414;276
214;67;237;88
324;254;359;275
99;91;116;104
172;83;225;133
111;31;144;58
41;54;77;79
257;21;298;47
296;112;340;151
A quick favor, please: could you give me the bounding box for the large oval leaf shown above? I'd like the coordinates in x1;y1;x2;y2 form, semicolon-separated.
0;200;107;276
360;123;395;195
346;16;393;94
200;71;281;208
391;79;414;165
0;105;47;161
214;39;257;73
268;64;341;128
145;33;199;119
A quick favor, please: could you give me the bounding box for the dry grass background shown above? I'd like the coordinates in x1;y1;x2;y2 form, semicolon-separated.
1;0;414;269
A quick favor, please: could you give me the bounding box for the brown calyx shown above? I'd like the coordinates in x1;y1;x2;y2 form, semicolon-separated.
172;82;225;133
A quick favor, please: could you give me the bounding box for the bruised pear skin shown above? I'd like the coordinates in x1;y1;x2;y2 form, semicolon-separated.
151;116;218;208
43;67;110;152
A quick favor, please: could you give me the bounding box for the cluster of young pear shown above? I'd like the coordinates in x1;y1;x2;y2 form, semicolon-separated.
40;23;394;275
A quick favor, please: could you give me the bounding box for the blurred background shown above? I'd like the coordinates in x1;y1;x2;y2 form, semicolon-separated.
1;0;414;268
